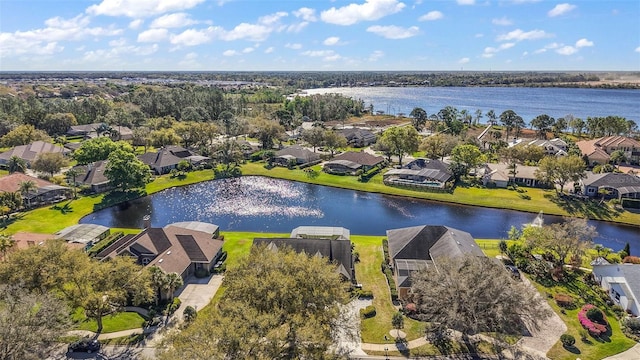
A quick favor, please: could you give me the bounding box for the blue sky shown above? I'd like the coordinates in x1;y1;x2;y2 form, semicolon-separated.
1;0;639;71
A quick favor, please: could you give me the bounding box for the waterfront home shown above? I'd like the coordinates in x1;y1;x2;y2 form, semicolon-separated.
290;226;350;241
55;223;110;246
527;138;568;156
592;262;640;316
577;136;640;166
0;173;71;208
383;158;452;189
97;221;223;282
67;122;133;141
0;141;69;167
579;172;640;203
386;225;485;299
70;160;111;193
138;145;210;175
274;145;321;167
253;236;355;283
481;163;545;188
323;151;385;175
339;127;377;147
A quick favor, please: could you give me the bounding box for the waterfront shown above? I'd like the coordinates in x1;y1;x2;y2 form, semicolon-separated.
81;176;639;251
304;87;640;121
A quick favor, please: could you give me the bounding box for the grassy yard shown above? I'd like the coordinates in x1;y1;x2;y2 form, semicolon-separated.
530;272;637;360
71;308;146;334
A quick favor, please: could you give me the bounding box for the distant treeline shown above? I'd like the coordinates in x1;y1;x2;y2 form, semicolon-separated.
2;71;639;90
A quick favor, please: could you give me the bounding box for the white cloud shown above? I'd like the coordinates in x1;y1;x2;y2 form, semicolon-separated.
287;22;309;33
242;47;254;53
285;43;302;49
150;13;197;28
259;12;288;26
82;43;158;62
86;0;206;18
170;28;211;46
323;36;341;45
302;50;335;57
575;38;593;48
556;46;577;55
419;11;443;21
129;19;144;29
368;50;384;61
264;46;275;54
223;49;239;56
137;28;169;42
366;25;419;39
221;23;271;42
293;7;317;22
636;46;640;53
533;48;546;54
548;3;576;17
496;29;552;42
458;57;470;64
482;42;515;57
457;0;475;5
324;54;341;61
492;17;512;26
475;33;484;38
321;0;406;26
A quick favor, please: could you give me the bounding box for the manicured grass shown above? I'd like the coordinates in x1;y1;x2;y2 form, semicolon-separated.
241;162;640;226
530;272;636;360
72;308;146;334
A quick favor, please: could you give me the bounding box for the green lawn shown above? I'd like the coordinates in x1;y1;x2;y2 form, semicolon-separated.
530;272;637;360
72;308;146;334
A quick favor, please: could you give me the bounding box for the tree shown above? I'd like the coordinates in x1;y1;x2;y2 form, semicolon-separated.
0;285;71;360
409;107;428;130
65;168;80;198
302;126;325;152
410;255;550;338
391;311;404;338
323;130;348;157
150;128;181;147
164;272;184;300
105;148;150;191
522;218;596;267
499;110;523;142
6;155;26;173
474;109;483;126
530;114;555;139
535;155;586;193
0;191;22;219
450;144;485;178
377;126;420;167
486;109;497;125
0;233;15;260
158;245;350;360
73;137;133;165
610;150;627;168
252;119;284;150
213;139;243;173
218;110;235;135
568;116;585;137
32;152;68;178
19;180;38;198
40;112;77;136
132;126;151;152
420;133;458;160
0;124;50;147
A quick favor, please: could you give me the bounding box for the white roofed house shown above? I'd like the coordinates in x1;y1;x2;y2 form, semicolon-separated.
528;138;568;156
592;263;640;316
383;158;453;190
579;172;640;208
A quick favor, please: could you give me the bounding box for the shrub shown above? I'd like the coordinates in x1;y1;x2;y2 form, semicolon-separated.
360;305;376;318
554;293;576;309
578;304;608;336
183;306;197;323
404;303;417;314
560;334;575;347
587;307;605;323
624;317;640;333
166;297;182;315
358;289;373;298
612;305;626;318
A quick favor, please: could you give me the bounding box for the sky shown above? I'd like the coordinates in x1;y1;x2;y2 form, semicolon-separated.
1;0;639;72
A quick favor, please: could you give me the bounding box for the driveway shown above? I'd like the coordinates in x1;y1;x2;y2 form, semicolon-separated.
173;274;223;322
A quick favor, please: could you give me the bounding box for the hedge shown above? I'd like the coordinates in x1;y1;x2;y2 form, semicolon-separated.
360;305;377;318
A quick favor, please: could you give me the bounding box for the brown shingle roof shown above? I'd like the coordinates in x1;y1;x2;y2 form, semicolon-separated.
0;141;68;163
0;173;56;193
332;151;384;167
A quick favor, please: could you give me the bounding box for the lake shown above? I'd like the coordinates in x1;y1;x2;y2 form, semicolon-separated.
304;87;640;121
81;177;640;251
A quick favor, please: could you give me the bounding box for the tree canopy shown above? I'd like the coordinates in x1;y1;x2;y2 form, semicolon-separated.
32;152;68;178
73;137;133;165
159;245;350;360
105;148;150;191
535;155;586;193
377;126;420;167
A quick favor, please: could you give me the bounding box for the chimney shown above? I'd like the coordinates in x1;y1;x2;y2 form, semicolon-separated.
143;215;151;229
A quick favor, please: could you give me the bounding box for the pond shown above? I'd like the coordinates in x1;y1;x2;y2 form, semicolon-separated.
80;176;640;251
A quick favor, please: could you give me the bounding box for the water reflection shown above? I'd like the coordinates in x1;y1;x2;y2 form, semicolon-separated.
80;176;640;250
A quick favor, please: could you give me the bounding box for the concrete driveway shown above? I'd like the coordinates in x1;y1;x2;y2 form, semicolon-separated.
173;274;223;322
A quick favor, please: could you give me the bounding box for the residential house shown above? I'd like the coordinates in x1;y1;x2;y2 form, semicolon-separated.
290;226;350;241
383;158;453;189
592;263;640;316
55;223;110;247
481;163;545;188
579;172;640;203
0;173;71;208
0;141;69;167
274;145;321;167
67;123;133;141
386;225;485;299
97;221;223;282
1;232;83;260
527;138;568;156
138;145;210;175
323;151;385;175
577;136;640;166
253;236;355;283
339;127;377;147
71;160;111;193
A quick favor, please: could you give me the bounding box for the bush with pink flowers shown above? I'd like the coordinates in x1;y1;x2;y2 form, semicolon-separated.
578;304;608;337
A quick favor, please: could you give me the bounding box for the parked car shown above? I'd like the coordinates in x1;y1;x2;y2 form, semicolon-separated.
505;265;520;279
68;338;101;353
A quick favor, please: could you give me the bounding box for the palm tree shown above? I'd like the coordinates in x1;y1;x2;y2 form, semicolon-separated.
19;180;37;197
65;168;80;199
149;266;169;305
7;156;26;174
164;272;184;300
610;150;627;169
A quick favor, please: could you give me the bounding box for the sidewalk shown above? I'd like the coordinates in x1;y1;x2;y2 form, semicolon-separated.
602;343;640;360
